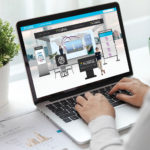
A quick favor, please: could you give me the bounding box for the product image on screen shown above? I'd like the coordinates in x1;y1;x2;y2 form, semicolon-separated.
35;50;46;65
78;56;97;79
21;7;130;98
99;30;120;63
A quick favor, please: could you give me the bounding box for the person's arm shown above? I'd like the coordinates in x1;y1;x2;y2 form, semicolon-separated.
89;88;150;150
75;92;123;150
75;77;150;150
123;89;150;150
89;115;123;150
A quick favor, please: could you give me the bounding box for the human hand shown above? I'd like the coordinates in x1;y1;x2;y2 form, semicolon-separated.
75;92;115;123
109;77;150;107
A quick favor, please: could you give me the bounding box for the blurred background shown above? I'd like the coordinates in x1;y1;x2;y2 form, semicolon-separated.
0;0;150;81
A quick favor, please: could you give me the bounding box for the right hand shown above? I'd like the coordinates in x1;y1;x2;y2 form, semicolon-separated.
75;92;115;123
109;77;150;107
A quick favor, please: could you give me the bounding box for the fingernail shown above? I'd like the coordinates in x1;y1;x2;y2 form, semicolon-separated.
116;94;119;98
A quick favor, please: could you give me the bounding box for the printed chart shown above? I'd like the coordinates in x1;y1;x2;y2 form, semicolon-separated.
0;111;88;150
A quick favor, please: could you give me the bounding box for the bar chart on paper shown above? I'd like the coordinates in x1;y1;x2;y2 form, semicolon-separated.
0;111;85;150
3;130;64;150
26;132;51;147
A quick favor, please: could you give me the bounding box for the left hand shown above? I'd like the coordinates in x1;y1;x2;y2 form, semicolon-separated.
109;77;150;107
75;92;115;123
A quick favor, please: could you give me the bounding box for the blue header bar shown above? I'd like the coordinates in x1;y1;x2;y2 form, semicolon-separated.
21;7;116;31
99;31;113;37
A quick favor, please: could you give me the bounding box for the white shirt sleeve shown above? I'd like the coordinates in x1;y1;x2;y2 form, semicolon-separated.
88;90;150;150
124;89;150;150
88;116;123;150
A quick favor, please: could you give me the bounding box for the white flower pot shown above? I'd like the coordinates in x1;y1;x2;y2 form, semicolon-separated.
0;63;9;108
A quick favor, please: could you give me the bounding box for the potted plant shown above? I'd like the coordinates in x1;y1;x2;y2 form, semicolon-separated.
0;18;20;108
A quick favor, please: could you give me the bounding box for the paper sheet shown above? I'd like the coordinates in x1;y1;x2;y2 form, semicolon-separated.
0;111;89;150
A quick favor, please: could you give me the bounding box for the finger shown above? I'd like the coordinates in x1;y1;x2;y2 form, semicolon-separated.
84;92;93;99
119;77;132;83
109;82;131;95
95;93;101;96
76;96;86;106
116;94;134;104
75;104;83;113
95;93;104;99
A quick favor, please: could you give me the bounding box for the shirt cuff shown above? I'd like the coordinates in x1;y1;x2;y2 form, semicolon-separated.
143;89;150;103
88;115;116;134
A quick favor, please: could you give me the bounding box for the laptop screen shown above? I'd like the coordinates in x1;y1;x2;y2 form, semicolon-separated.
20;6;130;99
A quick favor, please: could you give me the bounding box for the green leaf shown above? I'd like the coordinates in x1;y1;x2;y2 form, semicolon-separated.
0;18;20;67
0;61;3;67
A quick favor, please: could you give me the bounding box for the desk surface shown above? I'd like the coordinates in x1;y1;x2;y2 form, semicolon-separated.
0;46;150;148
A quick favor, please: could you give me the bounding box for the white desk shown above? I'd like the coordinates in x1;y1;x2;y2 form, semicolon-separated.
0;46;150;149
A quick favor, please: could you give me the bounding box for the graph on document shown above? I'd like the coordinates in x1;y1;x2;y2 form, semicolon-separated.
0;111;82;150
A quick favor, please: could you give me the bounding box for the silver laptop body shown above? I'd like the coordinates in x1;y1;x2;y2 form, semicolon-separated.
17;2;139;144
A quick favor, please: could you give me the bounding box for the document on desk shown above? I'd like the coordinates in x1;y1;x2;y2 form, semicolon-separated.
0;111;88;150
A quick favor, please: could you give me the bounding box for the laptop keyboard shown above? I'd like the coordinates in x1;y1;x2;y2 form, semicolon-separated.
46;83;132;123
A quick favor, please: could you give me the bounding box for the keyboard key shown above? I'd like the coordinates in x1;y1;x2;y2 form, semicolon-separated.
53;102;62;107
66;98;73;103
120;90;132;96
116;90;122;94
62;100;68;105
111;93;117;98
99;88;106;94
59;113;75;119
55;109;67;116
46;104;56;112
46;104;53;109
65;103;71;107
69;103;75;107
72;110;78;114
70;115;79;120
55;111;63;116
73;96;77;100
47;104;55;108
67;107;75;113
104;93;111;98
108;99;115;104
92;90;99;95
63;118;71;123
105;86;111;91
64;105;71;110
59;114;68;119
112;101;124;107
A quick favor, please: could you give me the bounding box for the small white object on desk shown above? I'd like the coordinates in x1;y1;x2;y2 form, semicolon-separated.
0;63;9;108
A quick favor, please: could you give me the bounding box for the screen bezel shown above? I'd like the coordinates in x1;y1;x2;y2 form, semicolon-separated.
16;2;133;104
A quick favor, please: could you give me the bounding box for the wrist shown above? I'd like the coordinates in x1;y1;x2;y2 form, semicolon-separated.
88;115;116;134
142;86;150;104
88;112;115;123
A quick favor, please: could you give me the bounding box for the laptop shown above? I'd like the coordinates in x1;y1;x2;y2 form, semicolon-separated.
17;2;139;144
